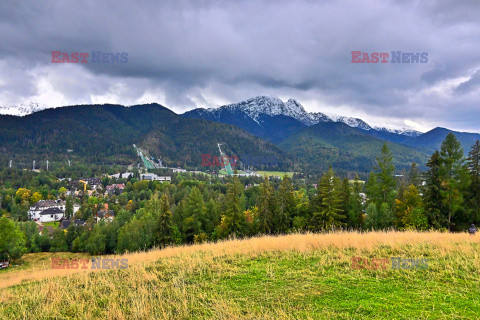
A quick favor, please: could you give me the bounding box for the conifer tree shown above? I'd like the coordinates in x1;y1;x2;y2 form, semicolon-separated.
156;193;172;247
408;162;421;188
316;168;345;230
277;175;295;233
184;187;205;242
340;178;352;221
365;172;382;206
439;133;469;230
217;176;246;238
375;143;396;204
467;140;480;224
258;176;276;234
423;151;446;228
346;175;364;228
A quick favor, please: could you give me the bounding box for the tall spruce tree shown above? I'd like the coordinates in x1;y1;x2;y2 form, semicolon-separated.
219;176;246;238
277;175;295;233
346;175;364;229
365;172;382;206
467;140;480;224
258;176;276;234
439;133;468;230
156;193;172;247
408;162;422;188
423;151;446;228
375;143;396;204
314;168;345;230
340;178;352;221
184;187;206;242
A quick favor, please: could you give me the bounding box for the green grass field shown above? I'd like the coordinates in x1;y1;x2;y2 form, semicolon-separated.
256;171;296;178
216;170;295;178
42;221;60;228
1;232;479;319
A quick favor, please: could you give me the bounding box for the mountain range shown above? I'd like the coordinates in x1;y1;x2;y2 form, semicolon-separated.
183;96;480;173
1;96;479;175
183;96;421;143
0;103;291;170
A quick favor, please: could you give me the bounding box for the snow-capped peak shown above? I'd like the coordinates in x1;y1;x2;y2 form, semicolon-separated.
0;101;50;116
373;126;422;137
326;113;372;131
205;96;323;126
220;96;313;124
190;96;424;136
205;96;377;130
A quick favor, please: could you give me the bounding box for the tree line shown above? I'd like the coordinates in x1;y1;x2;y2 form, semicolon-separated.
1;133;480;261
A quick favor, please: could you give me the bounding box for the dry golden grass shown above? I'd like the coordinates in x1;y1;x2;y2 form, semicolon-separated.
1;231;480;319
1;230;478;290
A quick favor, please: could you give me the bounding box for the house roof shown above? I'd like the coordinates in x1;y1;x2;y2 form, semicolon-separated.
32;200;65;209
59;219;71;229
59;219;86;229
39;207;64;215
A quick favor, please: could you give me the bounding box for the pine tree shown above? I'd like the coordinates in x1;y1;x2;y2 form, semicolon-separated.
257;176;276;234
204;198;220;236
378;202;395;229
277;175;295;233
467;140;480;224
439;133;469;230
423;151;445;228
217;176;246;238
365;172;382;206
346;175;364;228
408;162;421;188
364;203;379;230
156;193;172;247
340;178;352;221
314;168;345;230
375;143;396;204
184;187;205;242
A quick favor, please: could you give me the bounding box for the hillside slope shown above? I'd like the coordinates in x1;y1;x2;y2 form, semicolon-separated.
0;104;291;169
1;232;479;319
279;122;429;173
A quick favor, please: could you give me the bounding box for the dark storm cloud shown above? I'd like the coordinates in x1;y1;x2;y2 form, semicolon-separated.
455;71;480;95
0;0;479;131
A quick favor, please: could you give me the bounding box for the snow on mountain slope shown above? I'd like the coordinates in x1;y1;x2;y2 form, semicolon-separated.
212;96;321;125
327;113;372;131
1;96;422;137
0;101;50;116
373;126;422;137
199;96;407;133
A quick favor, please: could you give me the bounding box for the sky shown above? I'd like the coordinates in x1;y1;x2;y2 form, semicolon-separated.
0;0;479;132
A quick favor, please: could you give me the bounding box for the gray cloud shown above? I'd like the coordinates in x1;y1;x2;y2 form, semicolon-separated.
0;0;479;132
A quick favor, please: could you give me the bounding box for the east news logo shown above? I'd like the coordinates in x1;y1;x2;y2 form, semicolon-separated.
352;257;428;269
351;51;428;63
51;257;128;269
51;51;128;63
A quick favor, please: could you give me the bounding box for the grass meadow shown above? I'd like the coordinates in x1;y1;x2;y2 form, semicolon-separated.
1;231;479;319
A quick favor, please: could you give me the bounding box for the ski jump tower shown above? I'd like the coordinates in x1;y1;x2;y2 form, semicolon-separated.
218;143;234;176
